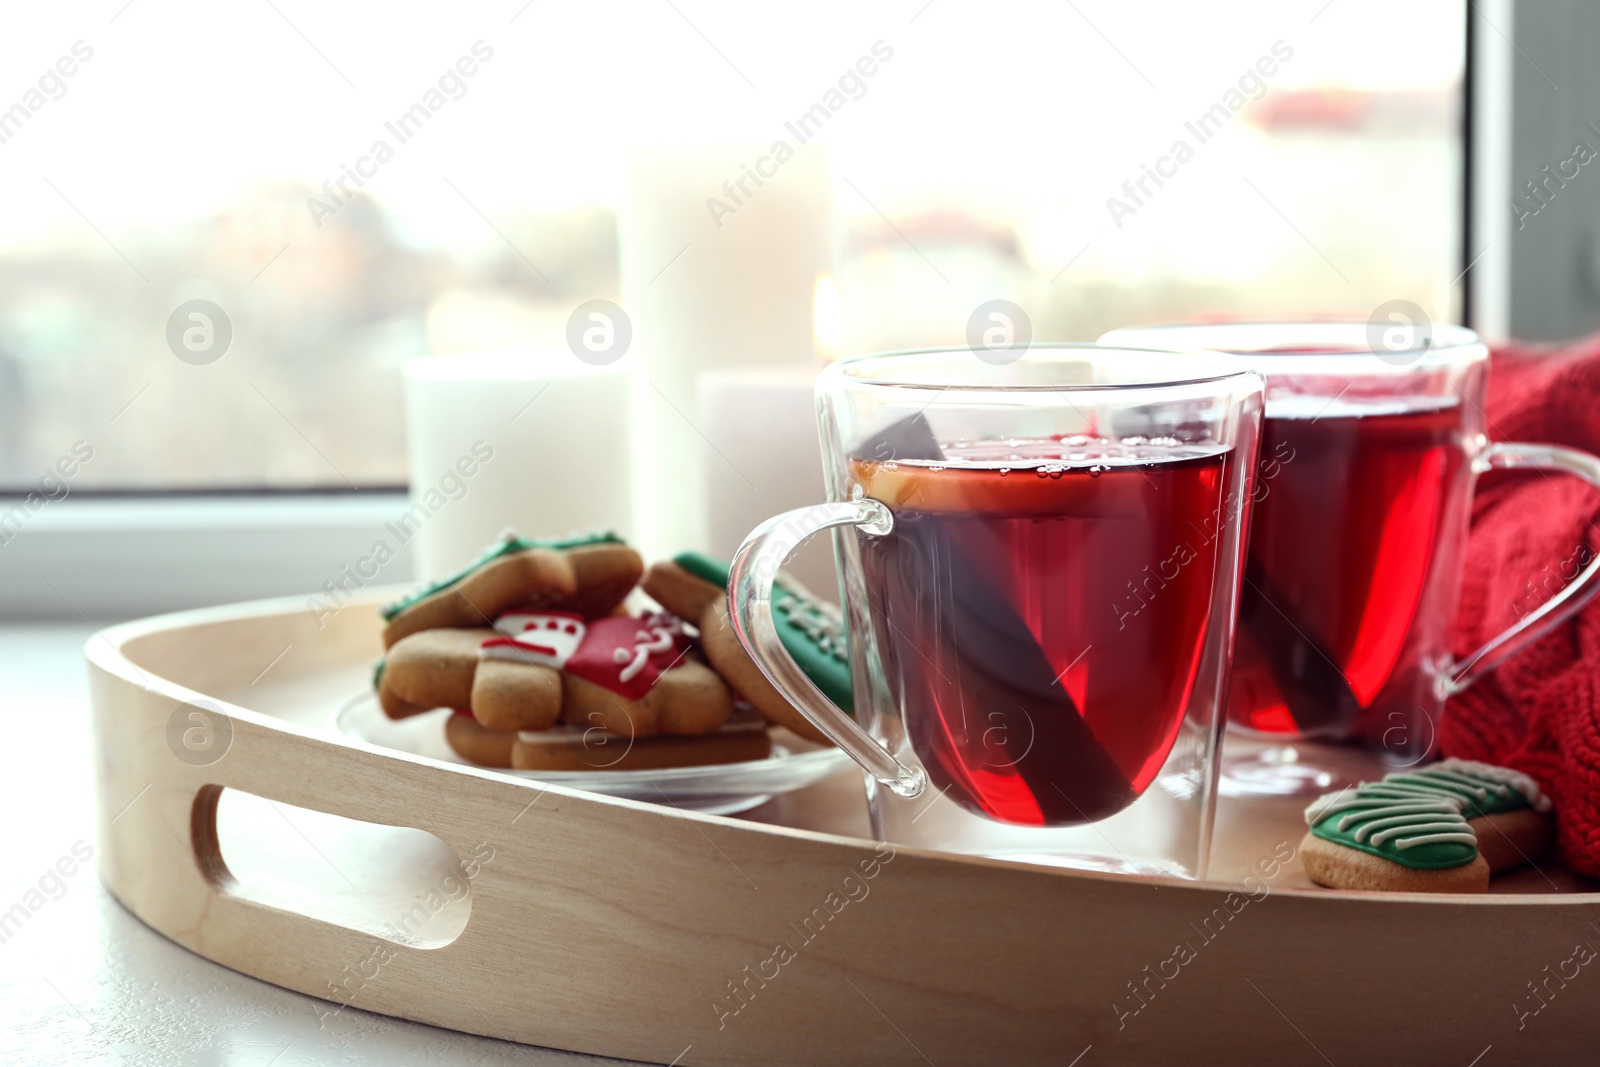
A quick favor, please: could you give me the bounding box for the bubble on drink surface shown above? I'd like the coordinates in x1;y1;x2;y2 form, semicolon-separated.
1366;300;1433;366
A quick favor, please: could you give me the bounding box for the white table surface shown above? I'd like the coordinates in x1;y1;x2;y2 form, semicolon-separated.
0;623;636;1067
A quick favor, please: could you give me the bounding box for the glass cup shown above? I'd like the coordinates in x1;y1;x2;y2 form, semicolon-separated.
1099;322;1600;796
728;345;1264;879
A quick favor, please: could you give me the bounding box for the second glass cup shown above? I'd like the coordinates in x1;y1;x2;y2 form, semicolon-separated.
1101;322;1600;795
729;345;1263;879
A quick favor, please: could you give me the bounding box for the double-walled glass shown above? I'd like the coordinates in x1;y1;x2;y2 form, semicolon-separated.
729;346;1263;879
1101;322;1600;795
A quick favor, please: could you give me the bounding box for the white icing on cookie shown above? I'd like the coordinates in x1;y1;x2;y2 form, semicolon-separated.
1420;758;1552;813
1303;757;1551;855
777;591;850;663
481;612;587;670
1305;788;1478;850
617;618;679;683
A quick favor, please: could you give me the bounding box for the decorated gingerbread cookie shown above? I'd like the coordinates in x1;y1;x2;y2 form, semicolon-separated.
1299;759;1554;893
375;628;502;721
381;531;642;648
379;610;732;739
1381;760;1553;873
642;552;851;746
445;710;518;768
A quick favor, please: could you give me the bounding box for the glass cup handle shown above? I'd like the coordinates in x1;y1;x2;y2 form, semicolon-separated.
728;498;927;799
1439;441;1600;697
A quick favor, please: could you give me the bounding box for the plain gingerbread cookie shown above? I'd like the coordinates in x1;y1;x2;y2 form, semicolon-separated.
444;710;518;768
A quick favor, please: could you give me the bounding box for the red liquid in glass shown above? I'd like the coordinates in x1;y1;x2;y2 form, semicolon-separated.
853;438;1230;827
1231;399;1468;735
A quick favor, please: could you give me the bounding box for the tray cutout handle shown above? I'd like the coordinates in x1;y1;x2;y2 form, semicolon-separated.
192;784;487;950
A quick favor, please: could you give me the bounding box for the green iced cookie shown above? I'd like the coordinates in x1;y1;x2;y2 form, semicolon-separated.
382;530;626;621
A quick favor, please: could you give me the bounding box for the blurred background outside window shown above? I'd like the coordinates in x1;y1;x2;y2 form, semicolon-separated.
0;0;1463;493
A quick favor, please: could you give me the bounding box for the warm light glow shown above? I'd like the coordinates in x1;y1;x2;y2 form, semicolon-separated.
813;272;845;363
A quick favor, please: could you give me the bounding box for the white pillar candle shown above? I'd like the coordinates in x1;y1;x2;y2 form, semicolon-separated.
699;366;836;597
402;349;633;580
622;144;834;560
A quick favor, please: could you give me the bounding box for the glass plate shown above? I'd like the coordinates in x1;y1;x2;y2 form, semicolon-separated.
330;691;854;816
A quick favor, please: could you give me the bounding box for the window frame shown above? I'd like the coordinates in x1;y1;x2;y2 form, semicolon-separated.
1465;0;1513;340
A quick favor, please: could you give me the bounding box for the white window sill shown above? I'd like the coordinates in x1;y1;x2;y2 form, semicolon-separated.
0;494;413;621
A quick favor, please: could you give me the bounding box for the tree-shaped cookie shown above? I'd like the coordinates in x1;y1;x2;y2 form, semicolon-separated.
381;530;643;647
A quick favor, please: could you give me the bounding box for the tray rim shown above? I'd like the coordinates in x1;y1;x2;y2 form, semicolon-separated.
88;590;1600;909
86;590;1600;1066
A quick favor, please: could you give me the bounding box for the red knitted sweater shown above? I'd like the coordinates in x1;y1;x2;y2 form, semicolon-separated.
1442;335;1600;876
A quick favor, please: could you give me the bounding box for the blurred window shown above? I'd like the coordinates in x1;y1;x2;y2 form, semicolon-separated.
0;0;1464;492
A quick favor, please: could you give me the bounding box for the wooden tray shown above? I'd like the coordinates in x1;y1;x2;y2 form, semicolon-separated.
89;593;1600;1066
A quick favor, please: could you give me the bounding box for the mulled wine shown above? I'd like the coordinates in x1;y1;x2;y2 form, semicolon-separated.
1231;397;1468;735
852;437;1231;827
